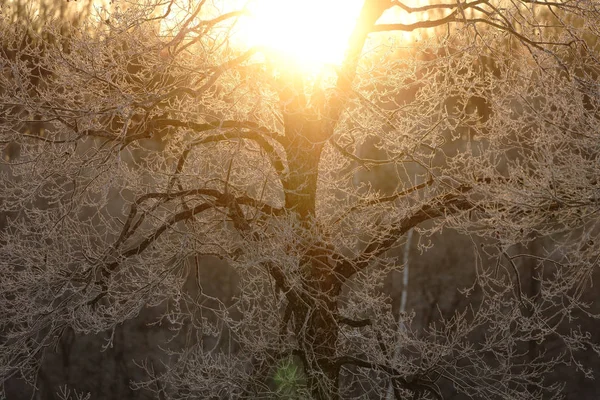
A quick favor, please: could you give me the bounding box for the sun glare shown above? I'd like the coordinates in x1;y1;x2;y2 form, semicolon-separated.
159;0;424;72
237;0;364;70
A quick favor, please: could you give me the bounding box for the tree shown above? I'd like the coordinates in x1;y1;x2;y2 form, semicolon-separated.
1;0;600;398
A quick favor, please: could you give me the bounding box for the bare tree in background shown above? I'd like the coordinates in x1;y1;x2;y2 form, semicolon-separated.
1;0;600;398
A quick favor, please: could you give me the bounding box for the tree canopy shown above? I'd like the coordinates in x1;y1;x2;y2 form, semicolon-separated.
1;0;600;398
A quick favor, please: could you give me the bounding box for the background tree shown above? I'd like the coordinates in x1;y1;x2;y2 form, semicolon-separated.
1;0;600;399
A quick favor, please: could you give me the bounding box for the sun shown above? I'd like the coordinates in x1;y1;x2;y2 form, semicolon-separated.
158;0;422;72
237;0;364;71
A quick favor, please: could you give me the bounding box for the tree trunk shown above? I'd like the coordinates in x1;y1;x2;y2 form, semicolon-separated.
282;115;326;219
296;257;341;400
280;74;342;399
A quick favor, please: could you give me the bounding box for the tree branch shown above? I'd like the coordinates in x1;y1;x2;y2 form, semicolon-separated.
114;188;282;252
88;187;282;306
87;201;213;306
371;10;458;32
330;137;406;170
335;187;474;279
327;0;394;126
192;10;249;34
337;316;371;328
333;178;434;226
265;262;304;307
149;47;260;102
150;118;286;173
391;0;488;13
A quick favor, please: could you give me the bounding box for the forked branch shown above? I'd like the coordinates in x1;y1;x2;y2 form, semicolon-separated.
150;118;286;174
88;189;281;305
336;188;474;279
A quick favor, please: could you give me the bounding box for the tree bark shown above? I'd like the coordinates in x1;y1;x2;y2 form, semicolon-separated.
296;252;342;400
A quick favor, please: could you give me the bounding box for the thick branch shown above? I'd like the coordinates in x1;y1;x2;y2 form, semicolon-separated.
117;202;213;262
151;118;286;173
333;178;434;226
391;0;488;13
372;10;458;32
113;188;219;250
327;0;394;125
336;188;474;279
87;201;213;306
115;188;281;252
151;118;279;140
337;316;371;328
87;188;281;306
